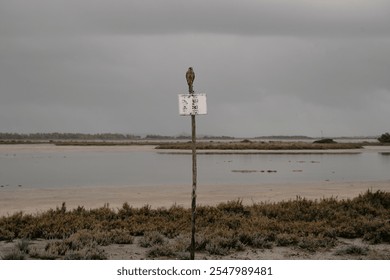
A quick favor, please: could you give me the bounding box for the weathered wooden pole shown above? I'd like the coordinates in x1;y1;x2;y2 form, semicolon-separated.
186;67;197;260
190;111;197;260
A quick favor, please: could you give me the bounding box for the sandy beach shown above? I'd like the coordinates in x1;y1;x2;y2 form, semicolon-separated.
1;180;389;216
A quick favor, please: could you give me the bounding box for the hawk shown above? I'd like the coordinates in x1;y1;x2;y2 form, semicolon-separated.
186;67;195;93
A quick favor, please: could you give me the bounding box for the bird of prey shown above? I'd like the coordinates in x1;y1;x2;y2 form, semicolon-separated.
186;67;195;93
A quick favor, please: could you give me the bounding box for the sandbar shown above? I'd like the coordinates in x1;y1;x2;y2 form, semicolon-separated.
1;180;389;216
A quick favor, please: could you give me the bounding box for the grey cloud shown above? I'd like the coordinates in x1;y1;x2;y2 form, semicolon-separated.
1;0;389;37
1;1;389;136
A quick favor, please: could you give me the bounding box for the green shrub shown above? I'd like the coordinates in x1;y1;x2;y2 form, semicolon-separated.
378;133;390;143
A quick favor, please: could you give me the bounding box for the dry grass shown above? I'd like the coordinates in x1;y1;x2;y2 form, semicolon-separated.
1;190;389;259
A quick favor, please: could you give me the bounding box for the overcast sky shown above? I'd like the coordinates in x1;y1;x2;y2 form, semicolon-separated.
1;0;389;137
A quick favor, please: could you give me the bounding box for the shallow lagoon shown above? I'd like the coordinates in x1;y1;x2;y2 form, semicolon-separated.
0;145;389;189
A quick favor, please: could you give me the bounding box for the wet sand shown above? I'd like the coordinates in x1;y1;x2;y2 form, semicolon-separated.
1;180;389;216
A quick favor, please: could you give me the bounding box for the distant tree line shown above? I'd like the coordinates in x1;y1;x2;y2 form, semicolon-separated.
144;134;236;140
254;135;313;139
0;132;238;141
144;134;174;140
0;133;140;140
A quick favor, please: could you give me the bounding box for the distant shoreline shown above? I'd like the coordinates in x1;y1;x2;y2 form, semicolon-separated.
1;139;385;149
0;133;384;148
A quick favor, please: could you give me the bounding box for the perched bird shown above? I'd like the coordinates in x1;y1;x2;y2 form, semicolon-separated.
186;67;195;93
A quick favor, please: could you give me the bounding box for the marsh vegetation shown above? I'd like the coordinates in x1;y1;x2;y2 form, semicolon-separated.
1;190;389;260
155;141;363;150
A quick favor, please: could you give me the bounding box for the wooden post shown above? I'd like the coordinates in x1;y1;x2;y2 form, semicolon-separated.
184;66;201;260
179;69;207;259
185;67;197;260
190;105;197;260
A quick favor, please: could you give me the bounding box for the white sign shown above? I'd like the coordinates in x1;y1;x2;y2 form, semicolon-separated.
178;93;207;116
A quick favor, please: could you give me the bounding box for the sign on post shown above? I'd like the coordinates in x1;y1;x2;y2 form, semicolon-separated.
179;67;207;260
178;94;207;116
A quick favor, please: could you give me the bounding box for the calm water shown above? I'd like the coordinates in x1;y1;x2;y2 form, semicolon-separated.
0;145;389;189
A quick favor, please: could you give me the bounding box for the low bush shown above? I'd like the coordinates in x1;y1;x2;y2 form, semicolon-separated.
139;231;166;248
147;244;176;258
378;133;390;143
336;245;369;256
